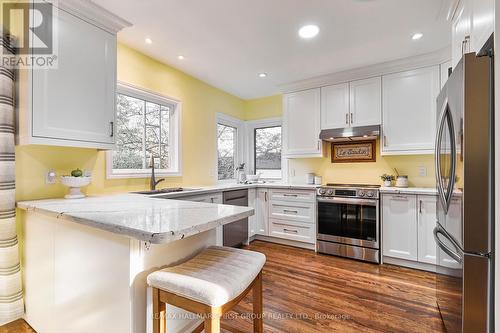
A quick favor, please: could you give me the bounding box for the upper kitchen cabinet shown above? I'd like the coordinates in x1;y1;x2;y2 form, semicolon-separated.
320;77;381;130
320;83;349;129
470;0;494;52
349;77;381;127
16;1;131;149
451;0;494;69
381;66;440;155
283;89;323;158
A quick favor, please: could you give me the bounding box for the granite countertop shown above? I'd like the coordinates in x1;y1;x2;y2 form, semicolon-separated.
17;194;254;244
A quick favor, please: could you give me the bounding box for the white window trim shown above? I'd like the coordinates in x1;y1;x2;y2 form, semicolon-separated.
245;117;283;180
106;82;182;179
215;113;245;183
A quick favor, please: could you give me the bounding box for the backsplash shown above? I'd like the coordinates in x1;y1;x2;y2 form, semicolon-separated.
288;140;436;188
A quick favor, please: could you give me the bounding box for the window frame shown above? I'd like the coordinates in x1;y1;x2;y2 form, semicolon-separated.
106;82;182;179
215;113;245;183
245;117;283;180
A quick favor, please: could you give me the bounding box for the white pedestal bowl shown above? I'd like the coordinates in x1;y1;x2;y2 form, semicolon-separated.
61;176;91;199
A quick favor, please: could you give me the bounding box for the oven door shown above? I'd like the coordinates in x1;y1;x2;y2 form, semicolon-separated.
317;197;379;248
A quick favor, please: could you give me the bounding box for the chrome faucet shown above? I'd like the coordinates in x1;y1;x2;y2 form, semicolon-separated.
149;155;165;190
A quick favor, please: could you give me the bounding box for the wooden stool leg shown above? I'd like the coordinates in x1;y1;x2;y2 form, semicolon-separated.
152;287;161;333
253;271;264;333
204;310;221;333
159;302;166;333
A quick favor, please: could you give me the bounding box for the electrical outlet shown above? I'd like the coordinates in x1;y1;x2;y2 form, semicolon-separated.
418;166;427;177
46;170;57;184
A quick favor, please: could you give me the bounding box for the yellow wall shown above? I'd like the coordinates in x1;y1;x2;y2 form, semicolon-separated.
244;94;437;187
15;44;246;201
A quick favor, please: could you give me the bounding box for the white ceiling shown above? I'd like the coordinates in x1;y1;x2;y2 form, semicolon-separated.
93;0;452;100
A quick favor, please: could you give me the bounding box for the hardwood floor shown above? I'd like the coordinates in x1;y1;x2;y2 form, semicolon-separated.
0;240;444;333
220;240;445;333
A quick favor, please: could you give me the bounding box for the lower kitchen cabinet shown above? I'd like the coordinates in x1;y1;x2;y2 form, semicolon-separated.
269;219;315;243
417;195;437;264
382;193;461;270
382;194;418;261
253;188;269;236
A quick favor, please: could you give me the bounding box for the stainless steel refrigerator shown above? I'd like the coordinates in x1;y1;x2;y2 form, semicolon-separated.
434;47;494;332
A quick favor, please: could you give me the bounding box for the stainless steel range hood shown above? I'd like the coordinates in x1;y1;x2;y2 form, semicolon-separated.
319;125;380;142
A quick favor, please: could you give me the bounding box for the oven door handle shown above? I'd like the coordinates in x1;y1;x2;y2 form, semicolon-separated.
317;197;378;206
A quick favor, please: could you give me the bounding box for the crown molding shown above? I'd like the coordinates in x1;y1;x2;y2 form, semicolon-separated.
54;0;132;33
278;46;451;94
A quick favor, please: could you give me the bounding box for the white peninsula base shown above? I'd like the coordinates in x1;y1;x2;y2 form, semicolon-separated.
22;210;220;333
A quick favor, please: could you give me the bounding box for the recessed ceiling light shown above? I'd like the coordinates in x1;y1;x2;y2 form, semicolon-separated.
258;73;267;78
145;38;152;44
177;55;185;60
299;25;320;39
412;33;423;40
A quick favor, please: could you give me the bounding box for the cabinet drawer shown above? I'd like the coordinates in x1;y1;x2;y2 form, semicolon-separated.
269;189;315;203
269;219;315;244
269;201;314;223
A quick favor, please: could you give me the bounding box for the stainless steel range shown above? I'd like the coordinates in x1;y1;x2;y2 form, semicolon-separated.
316;184;380;263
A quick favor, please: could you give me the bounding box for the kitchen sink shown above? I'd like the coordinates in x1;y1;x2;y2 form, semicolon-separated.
132;188;199;195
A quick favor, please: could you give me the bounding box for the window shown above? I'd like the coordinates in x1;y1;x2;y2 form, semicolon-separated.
247;118;282;179
216;113;244;182
254;126;282;178
107;83;181;179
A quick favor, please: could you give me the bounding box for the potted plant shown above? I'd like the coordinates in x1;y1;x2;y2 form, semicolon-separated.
380;174;395;187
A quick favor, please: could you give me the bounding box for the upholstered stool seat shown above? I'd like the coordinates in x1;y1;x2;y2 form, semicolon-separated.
147;246;266;333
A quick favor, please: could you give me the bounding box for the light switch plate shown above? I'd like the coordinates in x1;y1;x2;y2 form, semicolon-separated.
418;166;427;177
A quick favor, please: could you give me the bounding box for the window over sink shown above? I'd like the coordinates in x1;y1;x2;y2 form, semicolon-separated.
106;83;181;179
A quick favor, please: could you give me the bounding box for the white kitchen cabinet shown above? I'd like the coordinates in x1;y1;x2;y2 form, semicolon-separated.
451;0;472;69
320;83;349;129
17;2;130;149
349;77;381;127
254;189;269;236
248;188;257;237
382;194;418;261
440;61;452;89
417;195;437;264
470;0;494;53
381;66;440;155
283;89;323;157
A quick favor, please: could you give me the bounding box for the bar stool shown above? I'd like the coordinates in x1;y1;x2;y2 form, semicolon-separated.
147;246;266;333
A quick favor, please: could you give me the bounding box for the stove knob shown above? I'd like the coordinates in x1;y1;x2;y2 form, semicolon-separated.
327;189;334;195
366;191;374;198
318;189;326;195
358;191;365;197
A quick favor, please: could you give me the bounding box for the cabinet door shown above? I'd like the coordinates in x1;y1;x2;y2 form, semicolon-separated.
255;189;269;236
417;195;437;264
382;194;418;261
248;188;257;237
32;7;116;145
381;66;440;154
471;0;494;54
440;61;452;89
320;83;349;129
349;77;381;127
283;89;322;157
451;0;471;69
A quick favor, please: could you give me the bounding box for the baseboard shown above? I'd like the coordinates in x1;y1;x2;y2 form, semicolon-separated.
383;256;436;273
253;235;316;250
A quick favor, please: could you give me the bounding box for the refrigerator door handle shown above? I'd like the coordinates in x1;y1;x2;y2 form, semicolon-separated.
435;104;449;213
434;225;463;263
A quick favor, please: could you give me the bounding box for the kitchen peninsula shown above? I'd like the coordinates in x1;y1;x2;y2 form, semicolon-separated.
17;194;254;333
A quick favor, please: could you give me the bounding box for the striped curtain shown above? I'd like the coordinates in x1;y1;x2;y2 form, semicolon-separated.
0;34;24;325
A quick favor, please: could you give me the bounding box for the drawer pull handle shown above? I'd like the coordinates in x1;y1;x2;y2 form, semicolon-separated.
283;210;298;214
283;228;298;234
283;194;298;197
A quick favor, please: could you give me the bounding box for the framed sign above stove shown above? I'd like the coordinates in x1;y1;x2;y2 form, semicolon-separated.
331;140;376;163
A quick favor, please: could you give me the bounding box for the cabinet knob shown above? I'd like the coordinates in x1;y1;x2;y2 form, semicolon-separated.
110;121;114;137
345;113;349;124
350;113;353;124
